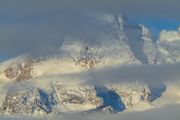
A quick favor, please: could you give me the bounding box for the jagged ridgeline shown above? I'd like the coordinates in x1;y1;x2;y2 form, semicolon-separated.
0;12;180;115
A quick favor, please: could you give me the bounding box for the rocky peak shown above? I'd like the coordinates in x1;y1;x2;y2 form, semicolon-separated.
141;25;152;41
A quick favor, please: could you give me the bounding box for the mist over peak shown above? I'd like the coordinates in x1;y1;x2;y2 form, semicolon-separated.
0;1;180;119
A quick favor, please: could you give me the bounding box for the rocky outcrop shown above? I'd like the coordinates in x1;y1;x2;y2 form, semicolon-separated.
107;84;152;108
1;87;58;115
3;58;36;82
53;81;102;112
71;13;140;69
2;12;179;116
74;46;100;69
0;80;103;115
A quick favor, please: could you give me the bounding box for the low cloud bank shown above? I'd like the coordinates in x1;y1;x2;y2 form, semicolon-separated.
25;63;180;87
88;63;180;86
0;104;179;120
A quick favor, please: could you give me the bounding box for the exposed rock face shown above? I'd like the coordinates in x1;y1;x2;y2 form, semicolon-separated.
107;84;152;108
53;81;102;112
1;87;58;115
67;13;140;69
2;13;180;116
3;58;36;82
101;106;115;113
74;46;100;69
0;80;103;115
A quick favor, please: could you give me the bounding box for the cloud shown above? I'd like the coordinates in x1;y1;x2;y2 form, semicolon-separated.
0;0;180;58
85;63;180;86
2;103;178;120
22;63;180;88
0;12;116;57
56;104;180;120
0;0;180;19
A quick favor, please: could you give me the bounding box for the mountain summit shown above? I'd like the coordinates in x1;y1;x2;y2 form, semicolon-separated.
0;13;180;115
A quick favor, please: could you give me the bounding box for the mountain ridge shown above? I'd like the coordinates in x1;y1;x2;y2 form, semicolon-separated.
0;13;180;116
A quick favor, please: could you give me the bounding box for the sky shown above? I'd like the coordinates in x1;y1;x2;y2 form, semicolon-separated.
0;0;180;60
1;1;180;118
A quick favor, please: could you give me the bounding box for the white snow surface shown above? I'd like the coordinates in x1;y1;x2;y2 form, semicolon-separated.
0;13;180;119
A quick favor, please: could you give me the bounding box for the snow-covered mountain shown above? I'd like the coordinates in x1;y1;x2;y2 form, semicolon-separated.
0;13;180;116
156;27;180;63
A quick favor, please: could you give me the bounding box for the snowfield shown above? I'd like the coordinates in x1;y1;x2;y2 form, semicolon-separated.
0;12;180;119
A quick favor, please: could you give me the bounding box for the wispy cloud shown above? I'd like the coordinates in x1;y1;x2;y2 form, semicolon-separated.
88;64;180;86
0;0;180;58
23;63;180;88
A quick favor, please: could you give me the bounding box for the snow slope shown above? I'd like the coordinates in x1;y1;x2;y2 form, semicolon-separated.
0;13;180;116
